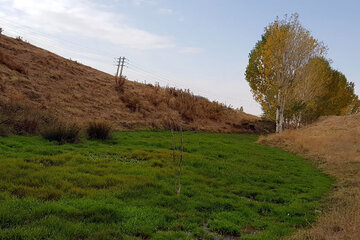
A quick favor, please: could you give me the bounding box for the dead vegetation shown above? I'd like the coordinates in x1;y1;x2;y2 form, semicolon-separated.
115;76;126;93
0;97;57;136
0;33;272;133
259;114;360;240
0;51;27;74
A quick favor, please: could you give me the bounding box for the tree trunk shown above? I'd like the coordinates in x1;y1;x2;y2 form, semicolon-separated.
276;90;281;133
297;112;302;128
279;107;284;133
279;97;286;133
276;89;286;133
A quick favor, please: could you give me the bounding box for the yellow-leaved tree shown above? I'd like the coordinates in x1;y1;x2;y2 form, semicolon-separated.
246;13;326;133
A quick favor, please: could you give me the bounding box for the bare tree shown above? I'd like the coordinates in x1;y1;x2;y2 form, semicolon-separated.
177;126;183;196
171;125;184;196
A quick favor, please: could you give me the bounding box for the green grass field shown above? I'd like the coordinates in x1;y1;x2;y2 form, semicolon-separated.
0;132;332;240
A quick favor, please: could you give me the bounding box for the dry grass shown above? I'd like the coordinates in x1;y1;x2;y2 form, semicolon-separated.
0;97;57;135
0;34;276;136
0;51;27;74
259;114;360;240
0;34;270;133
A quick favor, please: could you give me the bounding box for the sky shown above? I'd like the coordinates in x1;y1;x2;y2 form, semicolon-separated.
0;0;359;116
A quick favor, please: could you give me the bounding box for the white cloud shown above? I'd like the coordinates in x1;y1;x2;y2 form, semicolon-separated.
131;0;143;6
0;0;175;50
180;47;204;54
157;8;173;15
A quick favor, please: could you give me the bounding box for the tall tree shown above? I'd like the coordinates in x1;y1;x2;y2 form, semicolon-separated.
245;14;326;132
315;70;360;117
289;57;332;125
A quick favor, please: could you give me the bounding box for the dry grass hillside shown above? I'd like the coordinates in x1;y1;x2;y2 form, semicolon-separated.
259;114;360;240
0;34;273;133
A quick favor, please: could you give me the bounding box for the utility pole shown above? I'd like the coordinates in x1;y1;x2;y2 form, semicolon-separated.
115;56;126;85
114;56;127;91
115;57;121;85
119;57;126;79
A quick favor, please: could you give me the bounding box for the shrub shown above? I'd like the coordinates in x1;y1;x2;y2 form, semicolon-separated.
0;124;9;137
0;52;27;74
174;92;198;121
0;100;57;136
13;118;38;135
42;123;80;144
115;76;126;93
120;92;141;112
86;122;112;140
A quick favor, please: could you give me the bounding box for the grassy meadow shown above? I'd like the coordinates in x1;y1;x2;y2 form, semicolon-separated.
0;132;332;239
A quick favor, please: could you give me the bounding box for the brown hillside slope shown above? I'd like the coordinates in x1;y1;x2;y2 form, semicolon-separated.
259;114;360;240
0;34;273;133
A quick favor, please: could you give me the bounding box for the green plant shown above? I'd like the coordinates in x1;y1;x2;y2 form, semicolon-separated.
86;122;112;140
0;132;332;239
42;123;80;144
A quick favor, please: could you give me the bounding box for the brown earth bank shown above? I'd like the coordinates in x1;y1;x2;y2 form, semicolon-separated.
0;34;274;134
259;114;360;240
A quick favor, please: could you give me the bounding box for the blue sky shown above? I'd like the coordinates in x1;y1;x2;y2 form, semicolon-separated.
0;0;359;115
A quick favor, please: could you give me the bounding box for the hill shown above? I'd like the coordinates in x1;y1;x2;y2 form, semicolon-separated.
259;114;360;240
0;34;273;134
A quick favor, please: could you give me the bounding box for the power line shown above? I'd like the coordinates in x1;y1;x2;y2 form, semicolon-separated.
127;60;183;86
0;18;254;107
0;17;114;57
127;65;178;86
1;18;186;87
126;63;254;105
126;68;169;86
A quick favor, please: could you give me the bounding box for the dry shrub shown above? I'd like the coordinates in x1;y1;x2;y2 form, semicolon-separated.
163;87;228;122
86;121;112;140
0;124;9;137
0;99;56;136
154;115;185;131
259;114;360;240
13;118;38;135
115;76;126;93
167;89;198;121
202;101;226;120
0;51;27;74
42;123;80;144
176;94;198;121
120;92;142;112
160;116;177;130
147;85;168;107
